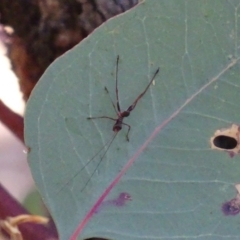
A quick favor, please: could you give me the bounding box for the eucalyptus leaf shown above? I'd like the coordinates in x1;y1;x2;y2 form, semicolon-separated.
25;1;240;240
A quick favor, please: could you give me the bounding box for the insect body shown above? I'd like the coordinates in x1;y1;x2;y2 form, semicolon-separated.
88;56;160;141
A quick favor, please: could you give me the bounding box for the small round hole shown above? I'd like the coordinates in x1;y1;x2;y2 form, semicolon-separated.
213;135;237;150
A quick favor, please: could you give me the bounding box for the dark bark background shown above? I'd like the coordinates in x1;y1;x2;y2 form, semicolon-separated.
0;0;138;101
0;0;138;239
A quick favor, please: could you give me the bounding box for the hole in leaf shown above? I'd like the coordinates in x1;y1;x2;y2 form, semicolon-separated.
213;135;237;149
210;124;240;157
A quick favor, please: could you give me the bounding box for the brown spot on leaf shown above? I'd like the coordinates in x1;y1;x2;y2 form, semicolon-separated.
222;184;240;216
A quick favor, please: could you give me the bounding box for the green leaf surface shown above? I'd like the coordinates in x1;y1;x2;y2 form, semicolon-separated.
25;1;240;240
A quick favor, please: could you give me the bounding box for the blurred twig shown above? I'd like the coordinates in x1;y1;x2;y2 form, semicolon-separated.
0;184;57;240
0;100;24;142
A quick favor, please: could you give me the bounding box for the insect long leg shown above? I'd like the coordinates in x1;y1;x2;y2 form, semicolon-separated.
87;116;118;121
101;56;122;115
80;132;118;192
87;116;132;141
104;87;119;116
127;68;160;112
115;55;121;112
121;122;131;141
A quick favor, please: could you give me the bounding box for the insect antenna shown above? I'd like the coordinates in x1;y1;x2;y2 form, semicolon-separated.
80;132;118;192
57;132;118;193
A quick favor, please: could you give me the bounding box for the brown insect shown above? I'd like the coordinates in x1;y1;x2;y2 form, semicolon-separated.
64;56;160;192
